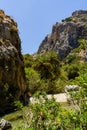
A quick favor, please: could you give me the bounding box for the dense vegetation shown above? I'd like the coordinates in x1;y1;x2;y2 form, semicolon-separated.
23;88;87;130
24;51;65;94
0;10;87;130
19;38;87;130
4;87;87;130
1;40;87;129
23;41;87;95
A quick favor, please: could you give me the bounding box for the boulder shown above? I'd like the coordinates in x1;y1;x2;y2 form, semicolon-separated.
65;85;80;92
0;10;26;114
0;119;12;130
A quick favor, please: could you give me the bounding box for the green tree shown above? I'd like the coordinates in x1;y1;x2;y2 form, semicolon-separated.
33;51;60;80
67;64;79;80
23;54;34;68
25;68;40;93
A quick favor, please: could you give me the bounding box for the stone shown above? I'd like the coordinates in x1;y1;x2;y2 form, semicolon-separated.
72;10;87;17
65;85;80;93
0;119;12;130
0;10;26;114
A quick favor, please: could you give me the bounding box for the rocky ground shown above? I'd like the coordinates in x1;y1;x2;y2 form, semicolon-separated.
30;93;68;103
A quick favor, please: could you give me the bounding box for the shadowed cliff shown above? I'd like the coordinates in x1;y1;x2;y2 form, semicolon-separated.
0;10;26;114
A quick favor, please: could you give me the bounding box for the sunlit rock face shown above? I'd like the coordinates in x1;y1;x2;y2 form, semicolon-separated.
0;10;26;114
38;10;87;59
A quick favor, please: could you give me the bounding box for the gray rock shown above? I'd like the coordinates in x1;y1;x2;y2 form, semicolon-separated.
0;119;12;130
65;85;80;92
0;10;26;114
72;10;87;17
38;10;87;60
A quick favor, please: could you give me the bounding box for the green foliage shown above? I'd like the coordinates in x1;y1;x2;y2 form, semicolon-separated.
23;54;34;68
81;17;87;22
22;90;87;130
85;23;87;28
75;72;87;97
64;64;79;80
66;54;81;64
12;119;25;130
47;79;65;94
33;51;60;80
71;39;87;53
65;17;74;22
23;41;87;94
1;10;87;130
66;54;77;63
25;67;41;93
24;51;64;94
68;84;87;129
3;110;22;121
2;86;87;130
63;62;87;86
78;39;87;50
14;101;23;110
25;67;63;94
23;92;63;130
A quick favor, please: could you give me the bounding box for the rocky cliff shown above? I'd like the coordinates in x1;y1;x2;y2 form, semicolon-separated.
0;10;26;114
38;10;87;60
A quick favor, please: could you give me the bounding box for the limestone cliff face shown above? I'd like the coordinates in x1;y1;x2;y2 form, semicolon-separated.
0;10;26;114
38;10;87;59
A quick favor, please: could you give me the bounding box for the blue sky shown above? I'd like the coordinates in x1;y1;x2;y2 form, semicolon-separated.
0;0;87;54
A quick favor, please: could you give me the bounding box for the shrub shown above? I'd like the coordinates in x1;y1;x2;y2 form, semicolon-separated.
22;91;87;130
25;68;41;94
23;54;34;68
23;92;63;130
78;39;87;50
14;100;23;110
67;64;79;80
66;54;77;63
33;51;60;80
81;17;87;22
65;17;73;22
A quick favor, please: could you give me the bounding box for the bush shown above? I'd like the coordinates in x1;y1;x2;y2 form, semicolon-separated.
25;68;41;94
78;39;87;50
67;64;79;80
22;90;87;130
81;17;87;22
23;92;64;130
33;51;60;80
65;17;73;22
23;54;34;68
14;101;23;110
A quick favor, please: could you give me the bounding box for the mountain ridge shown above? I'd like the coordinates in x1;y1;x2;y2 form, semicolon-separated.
37;10;87;60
